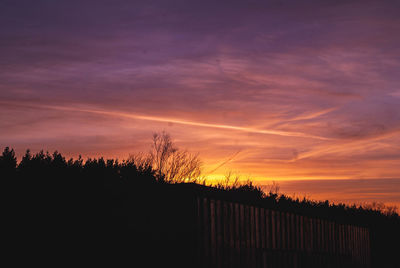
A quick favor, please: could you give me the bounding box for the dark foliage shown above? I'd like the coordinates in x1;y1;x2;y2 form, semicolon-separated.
1;147;399;267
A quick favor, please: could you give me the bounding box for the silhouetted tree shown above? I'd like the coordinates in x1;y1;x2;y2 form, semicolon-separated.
149;131;202;183
1;145;399;268
0;147;17;177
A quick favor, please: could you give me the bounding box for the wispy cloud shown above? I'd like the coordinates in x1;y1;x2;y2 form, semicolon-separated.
0;101;332;140
1;0;400;206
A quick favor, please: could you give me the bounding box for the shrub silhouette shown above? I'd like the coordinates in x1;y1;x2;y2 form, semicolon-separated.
1;146;399;267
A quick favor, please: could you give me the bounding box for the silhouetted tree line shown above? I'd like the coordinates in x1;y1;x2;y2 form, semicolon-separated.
1;146;399;267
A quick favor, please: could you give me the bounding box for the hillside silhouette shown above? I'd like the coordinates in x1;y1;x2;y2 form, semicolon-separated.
1;146;399;267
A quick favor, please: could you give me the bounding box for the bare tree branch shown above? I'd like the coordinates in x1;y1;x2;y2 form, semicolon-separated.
148;131;202;183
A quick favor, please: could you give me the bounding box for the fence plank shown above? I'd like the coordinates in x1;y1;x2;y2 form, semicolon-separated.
266;209;271;250
271;210;276;250
317;219;321;252
304;217;309;252
364;227;368;265
318;218;321;253
310;218;314;252
353;225;356;263
352;225;356;262
334;223;338;255
355;226;361;262
250;206;255;249
255;207;260;249
255;207;260;267
322;219;326;253
210;199;217;267
250;206;256;267
195;198;371;268
361;227;365;266
260;208;265;250
286;213;291;250
196;197;203;267
244;205;250;267
329;221;332;253
323;219;327;253
216;200;223;268
366;228;371;267
314;218;318;253
294;214;297;251
222;201;229;268
347;224;350;256
276;211;281;249
289;213;293;251
281;212;286;250
234;203;240;268
202;198;210;268
300;215;304;251
228;202;235;268
337;223;340;256
330;221;334;256
324;220;328;253
291;214;295;251
341;224;344;256
240;204;245;267
355;226;358;264
343;224;346;256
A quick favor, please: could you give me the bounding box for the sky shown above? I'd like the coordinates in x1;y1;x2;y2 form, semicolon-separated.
1;0;400;207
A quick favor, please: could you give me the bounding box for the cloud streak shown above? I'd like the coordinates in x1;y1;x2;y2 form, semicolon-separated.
0;101;332;140
1;0;400;207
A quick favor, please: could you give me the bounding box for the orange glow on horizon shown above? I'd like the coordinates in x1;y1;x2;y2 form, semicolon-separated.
2;100;399;208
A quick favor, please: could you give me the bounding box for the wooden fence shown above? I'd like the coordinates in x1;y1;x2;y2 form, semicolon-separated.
195;197;371;268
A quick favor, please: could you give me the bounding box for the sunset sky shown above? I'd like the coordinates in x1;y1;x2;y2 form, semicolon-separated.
1;0;399;207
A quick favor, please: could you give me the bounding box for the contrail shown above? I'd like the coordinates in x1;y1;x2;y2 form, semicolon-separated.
206;150;242;175
2;101;332;140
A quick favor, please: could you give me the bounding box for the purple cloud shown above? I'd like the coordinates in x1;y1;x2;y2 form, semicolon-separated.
1;0;400;205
